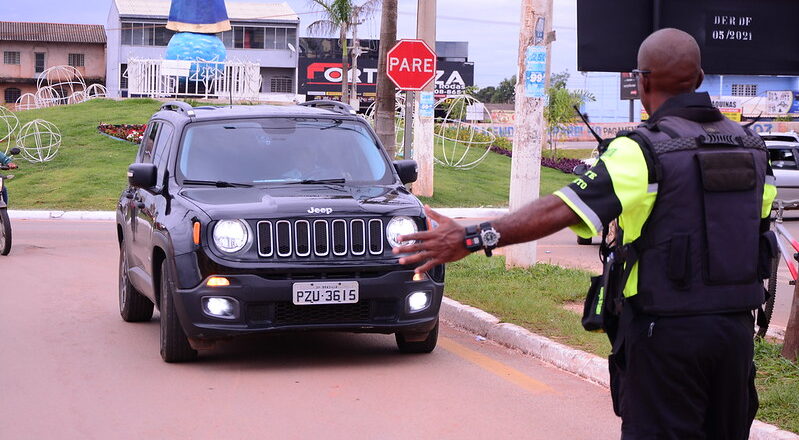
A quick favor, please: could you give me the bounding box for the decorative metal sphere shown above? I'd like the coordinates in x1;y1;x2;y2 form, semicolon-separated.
15;119;62;163
85;84;108;100
0;106;20;153
37;65;86;106
433;94;496;170
15;93;38;111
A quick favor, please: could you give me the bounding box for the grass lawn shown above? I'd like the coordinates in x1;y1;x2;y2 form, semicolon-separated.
4;98;582;210
417;140;580;208
4;99;161;210
446;254;799;434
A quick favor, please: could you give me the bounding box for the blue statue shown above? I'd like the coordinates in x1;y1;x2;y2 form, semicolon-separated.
164;0;230;80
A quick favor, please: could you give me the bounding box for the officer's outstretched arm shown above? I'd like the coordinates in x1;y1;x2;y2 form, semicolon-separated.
394;196;581;274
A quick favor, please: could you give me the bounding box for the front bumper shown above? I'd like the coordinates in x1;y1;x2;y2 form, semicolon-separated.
173;270;444;340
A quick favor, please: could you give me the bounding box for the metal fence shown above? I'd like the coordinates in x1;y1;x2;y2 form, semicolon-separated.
124;58;262;101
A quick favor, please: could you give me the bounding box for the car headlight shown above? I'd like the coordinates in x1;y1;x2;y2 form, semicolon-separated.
213;219;249;254
386;216;418;248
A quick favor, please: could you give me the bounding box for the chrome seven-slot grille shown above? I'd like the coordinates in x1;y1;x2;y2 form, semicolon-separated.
257;218;385;259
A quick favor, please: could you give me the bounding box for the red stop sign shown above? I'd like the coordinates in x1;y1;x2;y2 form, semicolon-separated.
386;39;437;91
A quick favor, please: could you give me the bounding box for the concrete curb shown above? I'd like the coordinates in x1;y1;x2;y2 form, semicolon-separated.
440;297;798;440
8;210;115;221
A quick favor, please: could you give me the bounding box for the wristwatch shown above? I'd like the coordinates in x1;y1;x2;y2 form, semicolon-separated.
479;222;501;257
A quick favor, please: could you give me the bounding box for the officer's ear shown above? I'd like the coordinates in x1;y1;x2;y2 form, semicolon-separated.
695;69;705;90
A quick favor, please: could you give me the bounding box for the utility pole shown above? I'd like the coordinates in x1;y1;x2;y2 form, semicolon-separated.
505;0;553;269
349;17;362;111
340;25;350;104
412;0;436;197
375;0;398;156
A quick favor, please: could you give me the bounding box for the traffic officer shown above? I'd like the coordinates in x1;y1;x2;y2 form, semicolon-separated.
393;28;776;439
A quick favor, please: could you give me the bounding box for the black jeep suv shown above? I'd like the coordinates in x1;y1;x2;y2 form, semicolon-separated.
117;101;445;362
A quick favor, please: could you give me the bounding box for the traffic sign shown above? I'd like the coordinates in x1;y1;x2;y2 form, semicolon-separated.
386;39;437;91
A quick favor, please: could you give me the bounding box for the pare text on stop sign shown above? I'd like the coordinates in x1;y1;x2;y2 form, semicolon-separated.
389;57;435;73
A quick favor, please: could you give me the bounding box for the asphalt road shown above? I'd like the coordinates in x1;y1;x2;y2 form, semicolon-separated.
0;220;621;440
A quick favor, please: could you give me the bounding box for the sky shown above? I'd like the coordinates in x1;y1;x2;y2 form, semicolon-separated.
2;0;580;88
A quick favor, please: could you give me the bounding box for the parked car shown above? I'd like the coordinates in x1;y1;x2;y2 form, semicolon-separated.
117;101;445;362
761;132;799;202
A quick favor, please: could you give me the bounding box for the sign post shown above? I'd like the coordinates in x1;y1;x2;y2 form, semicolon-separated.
386;38;437;195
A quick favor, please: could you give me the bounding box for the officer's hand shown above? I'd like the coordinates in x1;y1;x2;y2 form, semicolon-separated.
392;205;471;274
7;162;17;170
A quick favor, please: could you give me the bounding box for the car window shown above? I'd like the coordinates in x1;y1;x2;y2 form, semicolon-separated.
153;123;174;185
138;122;160;164
177;118;393;185
761;135;799;143
769;148;798;170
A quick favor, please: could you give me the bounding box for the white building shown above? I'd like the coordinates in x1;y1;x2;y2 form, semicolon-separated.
105;0;299;99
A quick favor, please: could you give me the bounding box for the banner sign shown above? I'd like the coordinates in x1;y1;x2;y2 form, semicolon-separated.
524;46;547;98
418;91;435;117
299;57;474;100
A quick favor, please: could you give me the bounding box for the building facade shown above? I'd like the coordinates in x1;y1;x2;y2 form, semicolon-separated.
0;21;106;106
106;0;299;99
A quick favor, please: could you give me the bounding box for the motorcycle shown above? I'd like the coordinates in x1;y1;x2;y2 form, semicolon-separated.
0;147;20;256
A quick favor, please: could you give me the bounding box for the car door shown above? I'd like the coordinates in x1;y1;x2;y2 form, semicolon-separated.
131;121;161;277
768;145;799;201
135;121;175;279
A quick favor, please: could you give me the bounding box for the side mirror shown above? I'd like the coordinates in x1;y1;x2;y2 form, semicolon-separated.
572;163;589;175
128;163;157;189
393;160;418;184
8;148;20;155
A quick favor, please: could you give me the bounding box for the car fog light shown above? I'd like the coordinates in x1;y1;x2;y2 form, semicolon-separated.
202;297;239;319
407;291;431;312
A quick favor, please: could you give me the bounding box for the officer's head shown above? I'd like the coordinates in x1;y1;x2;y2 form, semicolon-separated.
636;28;704;115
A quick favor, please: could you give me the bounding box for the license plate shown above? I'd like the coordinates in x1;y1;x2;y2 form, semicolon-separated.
292;281;359;305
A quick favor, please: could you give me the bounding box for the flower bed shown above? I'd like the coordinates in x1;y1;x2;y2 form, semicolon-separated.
98;124;146;144
488;144;584;174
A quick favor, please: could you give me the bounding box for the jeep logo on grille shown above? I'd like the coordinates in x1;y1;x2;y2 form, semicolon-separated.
307;207;333;214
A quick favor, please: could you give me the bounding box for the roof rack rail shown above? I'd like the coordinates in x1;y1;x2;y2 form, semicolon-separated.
299;99;357;115
160;101;196;117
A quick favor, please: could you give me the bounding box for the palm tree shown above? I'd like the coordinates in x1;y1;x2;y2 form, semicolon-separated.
375;0;397;155
307;0;380;105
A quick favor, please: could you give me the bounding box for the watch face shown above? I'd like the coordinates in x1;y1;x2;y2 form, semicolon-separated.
481;229;500;246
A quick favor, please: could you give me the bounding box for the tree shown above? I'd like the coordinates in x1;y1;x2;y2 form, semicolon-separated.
472;76;516;104
493;76;516;104
307;0;355;103
543;71;595;154
375;0;398;156
308;0;380;106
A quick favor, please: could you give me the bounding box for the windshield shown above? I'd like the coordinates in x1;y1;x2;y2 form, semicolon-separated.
177;118;393;185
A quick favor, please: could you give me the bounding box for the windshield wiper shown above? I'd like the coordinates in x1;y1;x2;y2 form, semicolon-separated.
299;178;346;184
182;179;253;188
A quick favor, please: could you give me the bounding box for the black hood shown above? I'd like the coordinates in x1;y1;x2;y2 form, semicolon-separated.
178;184;422;219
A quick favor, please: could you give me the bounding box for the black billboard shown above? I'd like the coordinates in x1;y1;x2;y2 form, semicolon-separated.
577;0;799;75
298;57;475;101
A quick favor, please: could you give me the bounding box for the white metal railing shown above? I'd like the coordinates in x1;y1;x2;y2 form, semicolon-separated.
124;58;262;101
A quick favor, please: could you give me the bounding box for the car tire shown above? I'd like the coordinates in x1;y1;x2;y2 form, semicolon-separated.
576;236;592;245
159;259;197;363
119;246;154;322
0;208;12;256
396;320;439;354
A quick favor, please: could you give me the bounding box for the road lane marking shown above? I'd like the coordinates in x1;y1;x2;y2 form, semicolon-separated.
438;337;555;395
